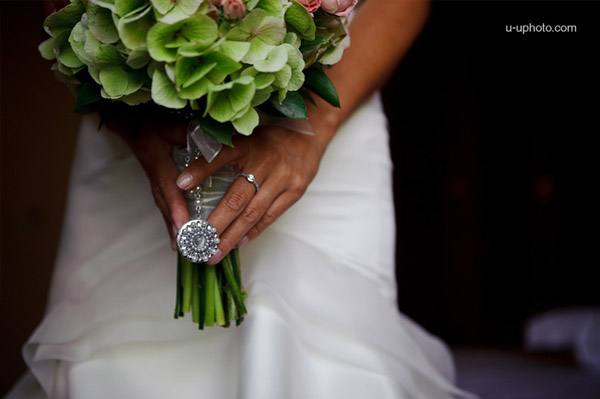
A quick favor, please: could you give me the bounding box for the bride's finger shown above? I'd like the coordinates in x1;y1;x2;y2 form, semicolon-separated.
154;156;189;230
207;175;286;265
175;144;245;191
244;190;303;242
150;184;177;249
206;175;259;237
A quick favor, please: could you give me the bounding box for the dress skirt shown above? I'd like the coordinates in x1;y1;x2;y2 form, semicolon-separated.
7;94;471;399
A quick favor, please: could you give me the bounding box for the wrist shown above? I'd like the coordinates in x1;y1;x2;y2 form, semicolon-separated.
307;98;343;155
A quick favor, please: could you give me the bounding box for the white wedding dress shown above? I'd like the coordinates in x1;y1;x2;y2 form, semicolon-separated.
8;94;472;399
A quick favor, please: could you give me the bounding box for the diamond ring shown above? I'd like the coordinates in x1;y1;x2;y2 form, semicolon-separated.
238;173;260;192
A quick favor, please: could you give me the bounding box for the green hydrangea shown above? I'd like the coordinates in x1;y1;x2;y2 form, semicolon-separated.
40;0;347;137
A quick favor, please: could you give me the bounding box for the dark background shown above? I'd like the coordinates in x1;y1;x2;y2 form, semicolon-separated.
2;0;599;396
382;0;599;347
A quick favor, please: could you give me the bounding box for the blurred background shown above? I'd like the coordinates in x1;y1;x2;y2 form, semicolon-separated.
1;1;599;398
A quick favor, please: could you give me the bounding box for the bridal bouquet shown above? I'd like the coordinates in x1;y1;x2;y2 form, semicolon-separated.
40;0;356;329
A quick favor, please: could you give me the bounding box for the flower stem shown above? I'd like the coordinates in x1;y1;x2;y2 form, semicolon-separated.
191;263;200;324
197;262;206;330
204;265;217;327
222;254;247;316
181;257;193;313
214;273;226;326
174;254;183;318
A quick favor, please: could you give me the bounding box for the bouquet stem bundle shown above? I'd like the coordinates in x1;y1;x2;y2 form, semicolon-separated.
175;250;247;329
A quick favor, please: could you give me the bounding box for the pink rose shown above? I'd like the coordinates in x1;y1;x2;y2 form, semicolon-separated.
321;0;357;16
222;0;246;19
297;0;322;13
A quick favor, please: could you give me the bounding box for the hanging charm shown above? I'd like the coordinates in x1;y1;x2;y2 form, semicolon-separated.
176;219;220;263
173;120;225;263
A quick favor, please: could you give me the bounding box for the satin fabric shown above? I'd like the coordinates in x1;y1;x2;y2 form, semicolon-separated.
8;94;472;399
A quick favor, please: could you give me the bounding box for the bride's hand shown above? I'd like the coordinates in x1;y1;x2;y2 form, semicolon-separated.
119;122;189;248
176;125;326;264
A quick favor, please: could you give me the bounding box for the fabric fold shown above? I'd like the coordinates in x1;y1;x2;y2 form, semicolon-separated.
9;94;473;399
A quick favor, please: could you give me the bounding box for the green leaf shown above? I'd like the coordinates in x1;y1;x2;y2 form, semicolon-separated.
319;37;348;65
228;81;256;112
172;0;203;16
207;79;255;122
304;66;340;107
175;57;217;88
147;16;218;62
69;22;94;65
89;0;116;12
147;24;180;62
241;38;274;64
126;49;151;69
55;62;80;76
88;65;101;83
246;0;260;10
287;65;305;91
95;43;124;66
255;0;283;16
117;5;154;50
39;38;57;60
203;52;242;83
150;0;174;15
285;44;305;91
255;16;287;45
58;46;84;68
178;77;211;99
87;3;120;44
273;64;291;88
207;92;235;122
227;10;286;45
284;32;301;48
278;87;288;103
157;0;203;24
179;15;219;47
99;65;145;97
232;107;259;135
269;90;307;119
151;68;187;108
254;73;275;89
115;0;147;16
74;81;102;113
198;118;234;146
43;0;85;37
219;41;251;62
121;88;152;105
252;87;272;106
299;35;328;53
254;44;288;73
285;1;316;40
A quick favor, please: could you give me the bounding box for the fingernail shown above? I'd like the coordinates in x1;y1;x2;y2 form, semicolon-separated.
176;173;193;190
208;249;224;265
239;236;249;247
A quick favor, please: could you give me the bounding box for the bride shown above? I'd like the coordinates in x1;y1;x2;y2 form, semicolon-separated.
8;1;473;398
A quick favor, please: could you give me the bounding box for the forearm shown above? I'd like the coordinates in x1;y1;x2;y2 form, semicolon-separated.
309;0;430;150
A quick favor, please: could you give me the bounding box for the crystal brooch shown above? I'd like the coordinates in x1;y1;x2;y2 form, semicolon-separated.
176;220;220;263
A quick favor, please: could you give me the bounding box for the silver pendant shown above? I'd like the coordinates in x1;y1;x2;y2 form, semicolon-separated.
176;220;220;263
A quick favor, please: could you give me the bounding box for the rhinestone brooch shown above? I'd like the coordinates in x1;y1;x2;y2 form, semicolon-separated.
176;220;220;263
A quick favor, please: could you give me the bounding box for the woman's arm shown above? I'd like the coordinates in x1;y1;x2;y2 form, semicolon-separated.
309;0;430;151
